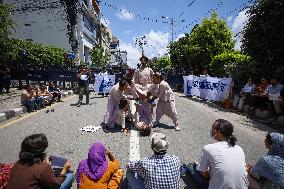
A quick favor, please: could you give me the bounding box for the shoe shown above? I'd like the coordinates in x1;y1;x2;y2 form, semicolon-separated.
175;123;181;131
102;125;110;133
153;121;160;127
77;101;81;107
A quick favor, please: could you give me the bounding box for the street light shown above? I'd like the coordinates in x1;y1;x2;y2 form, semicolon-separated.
161;16;185;43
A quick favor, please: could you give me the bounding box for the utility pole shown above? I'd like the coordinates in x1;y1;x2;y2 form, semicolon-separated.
162;16;185;44
170;18;174;43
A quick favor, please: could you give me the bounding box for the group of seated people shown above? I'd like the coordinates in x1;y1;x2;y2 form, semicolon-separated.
1;119;283;189
20;81;62;112
233;77;284;118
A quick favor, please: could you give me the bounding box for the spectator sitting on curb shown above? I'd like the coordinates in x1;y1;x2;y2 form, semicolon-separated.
48;81;62;102
20;84;43;112
250;78;269;111
265;77;283;115
186;119;248;189
6;133;73;189
38;83;53;106
76;142;123;189
233;78;256;112
247;133;284;189
126;130;180;189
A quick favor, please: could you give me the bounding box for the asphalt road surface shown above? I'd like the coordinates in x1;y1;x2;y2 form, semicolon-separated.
0;92;277;188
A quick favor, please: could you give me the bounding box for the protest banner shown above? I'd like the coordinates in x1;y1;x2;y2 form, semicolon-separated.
93;74;116;93
183;75;232;101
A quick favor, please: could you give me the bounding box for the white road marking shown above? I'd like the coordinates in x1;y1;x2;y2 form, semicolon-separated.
129;130;140;161
129;100;140;161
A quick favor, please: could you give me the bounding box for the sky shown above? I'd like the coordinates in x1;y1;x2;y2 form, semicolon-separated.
99;0;251;68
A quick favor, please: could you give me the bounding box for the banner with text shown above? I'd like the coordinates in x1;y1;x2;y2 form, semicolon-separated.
93;74;116;93
183;75;232;101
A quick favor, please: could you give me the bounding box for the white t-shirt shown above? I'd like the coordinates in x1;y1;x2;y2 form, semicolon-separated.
197;141;248;189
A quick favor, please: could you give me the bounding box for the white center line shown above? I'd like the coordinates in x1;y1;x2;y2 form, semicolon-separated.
129;100;140;161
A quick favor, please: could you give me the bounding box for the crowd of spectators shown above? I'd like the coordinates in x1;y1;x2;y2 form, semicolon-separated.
233;76;284;122
20;81;62;112
1;119;283;189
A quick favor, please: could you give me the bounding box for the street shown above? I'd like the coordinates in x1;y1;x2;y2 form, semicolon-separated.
0;92;274;188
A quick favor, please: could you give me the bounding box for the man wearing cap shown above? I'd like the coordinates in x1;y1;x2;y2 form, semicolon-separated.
126;130;180;189
133;51;154;88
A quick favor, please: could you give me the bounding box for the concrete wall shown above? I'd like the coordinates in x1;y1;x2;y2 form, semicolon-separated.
4;0;99;64
4;0;71;51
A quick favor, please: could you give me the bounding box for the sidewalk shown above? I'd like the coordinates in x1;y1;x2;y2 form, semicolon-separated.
0;88;74;123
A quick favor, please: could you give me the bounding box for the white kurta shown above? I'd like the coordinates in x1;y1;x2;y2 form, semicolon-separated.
155;80;178;124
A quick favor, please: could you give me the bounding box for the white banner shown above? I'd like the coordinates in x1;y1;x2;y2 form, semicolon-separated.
183;75;232;101
93;74;116;93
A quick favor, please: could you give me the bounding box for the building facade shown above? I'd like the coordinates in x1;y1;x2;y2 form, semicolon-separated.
3;0;101;65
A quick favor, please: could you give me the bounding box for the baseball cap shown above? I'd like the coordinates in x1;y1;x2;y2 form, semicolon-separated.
151;130;168;153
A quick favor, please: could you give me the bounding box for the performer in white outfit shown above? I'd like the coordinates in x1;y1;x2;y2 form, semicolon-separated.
103;79;129;131
152;73;180;131
133;51;154;90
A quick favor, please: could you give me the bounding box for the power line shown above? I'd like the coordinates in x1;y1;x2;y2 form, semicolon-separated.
102;2;185;24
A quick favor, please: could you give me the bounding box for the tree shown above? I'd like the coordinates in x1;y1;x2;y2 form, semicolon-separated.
60;0;81;64
241;0;284;79
90;44;110;67
188;12;235;70
168;34;191;70
0;38;67;67
169;13;235;73
210;51;253;81
150;56;172;70
0;3;14;39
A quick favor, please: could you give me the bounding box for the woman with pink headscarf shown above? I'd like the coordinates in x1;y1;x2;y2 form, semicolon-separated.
76;142;122;189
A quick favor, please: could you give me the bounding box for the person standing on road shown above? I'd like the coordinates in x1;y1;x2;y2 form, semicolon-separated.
187;119;248;189
77;66;91;107
133;52;154;89
126;130;180;189
152;73;180;131
0;64;11;94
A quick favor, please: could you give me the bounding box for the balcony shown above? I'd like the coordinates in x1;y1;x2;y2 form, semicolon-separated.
82;0;99;19
92;0;100;15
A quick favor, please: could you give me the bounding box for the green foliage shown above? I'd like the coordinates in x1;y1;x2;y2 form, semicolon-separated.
168;34;190;69
242;0;284;79
210;51;253;81
169;12;254;82
0;3;14;39
188;12;235;69
0;38;67;66
150;56;172;70
90;44;110;67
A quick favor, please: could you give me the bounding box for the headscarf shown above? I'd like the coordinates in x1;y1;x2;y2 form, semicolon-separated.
252;133;284;186
76;142;108;183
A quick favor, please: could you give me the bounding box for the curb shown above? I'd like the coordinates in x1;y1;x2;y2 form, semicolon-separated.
0;90;74;123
